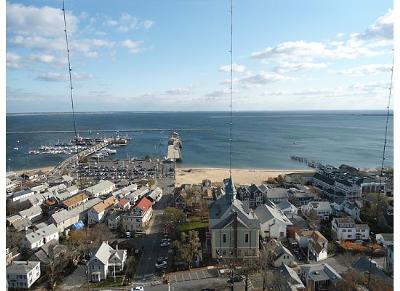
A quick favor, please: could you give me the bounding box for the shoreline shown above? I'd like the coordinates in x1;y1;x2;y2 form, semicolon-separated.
12;166;54;176
176;167;315;185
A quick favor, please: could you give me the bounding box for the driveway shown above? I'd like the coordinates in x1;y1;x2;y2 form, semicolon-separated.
58;265;87;290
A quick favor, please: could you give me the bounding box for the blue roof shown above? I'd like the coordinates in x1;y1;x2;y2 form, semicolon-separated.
72;220;85;230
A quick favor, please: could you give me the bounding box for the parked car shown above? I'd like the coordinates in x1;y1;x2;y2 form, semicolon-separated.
160;241;170;247
157;256;168;263
227;275;244;283
155;261;168;269
131;287;144;291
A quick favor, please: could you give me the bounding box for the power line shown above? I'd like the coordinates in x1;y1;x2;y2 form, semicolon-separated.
379;52;394;181
229;0;233;178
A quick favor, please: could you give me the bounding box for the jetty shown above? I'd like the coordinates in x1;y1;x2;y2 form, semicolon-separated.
166;132;182;162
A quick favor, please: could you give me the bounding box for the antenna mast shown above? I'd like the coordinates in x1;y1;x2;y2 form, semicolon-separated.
62;0;81;186
379;53;394;188
229;0;233;178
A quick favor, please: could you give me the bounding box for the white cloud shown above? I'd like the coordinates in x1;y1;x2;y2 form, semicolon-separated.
238;71;288;87
219;63;247;73
273;62;328;73
121;39;144;54
205;89;231;98
104;13;155;32
10;35;114;57
37;72;93;82
336;64;392;76
164;88;192;96
6;2;79;37
251;10;393;65
351;9;393;42
251;40;378;63
6;52;23;69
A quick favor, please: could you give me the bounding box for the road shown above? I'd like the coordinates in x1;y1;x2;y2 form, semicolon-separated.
134;186;174;280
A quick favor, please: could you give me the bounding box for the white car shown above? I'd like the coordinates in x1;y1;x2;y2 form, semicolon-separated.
131;287;144;291
160;241;170;247
155;261;168;269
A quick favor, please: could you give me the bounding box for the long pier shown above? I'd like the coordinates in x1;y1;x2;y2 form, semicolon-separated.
49;140;110;177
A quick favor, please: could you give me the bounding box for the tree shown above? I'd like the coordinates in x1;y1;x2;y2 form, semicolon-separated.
307;209;321;230
172;230;201;269
259;248;275;290
124;256;137;284
163;207;186;231
46;245;72;289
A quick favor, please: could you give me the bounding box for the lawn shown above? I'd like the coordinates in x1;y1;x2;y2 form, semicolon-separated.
178;217;208;232
84;276;125;288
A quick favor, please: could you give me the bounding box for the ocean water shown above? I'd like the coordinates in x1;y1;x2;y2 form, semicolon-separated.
6;111;393;171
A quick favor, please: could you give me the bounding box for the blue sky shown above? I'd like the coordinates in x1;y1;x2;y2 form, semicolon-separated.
6;0;393;112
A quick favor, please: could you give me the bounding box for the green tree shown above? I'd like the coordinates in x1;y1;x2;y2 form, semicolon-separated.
172;230;201;269
163;207;186;231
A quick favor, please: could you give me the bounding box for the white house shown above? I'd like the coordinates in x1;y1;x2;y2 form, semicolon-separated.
30;183;49;194
302;201;333;220
124;187;149;205
266;239;295;267
331;217;370;241
11;189;35;203
88;196;116;225
7;261;41;289
147;187;163;203
307;231;328;262
332;200;361;221
112;183;138;198
276;200;298;215
87;241;127;282
255;202;293;239
122;197;153;232
19;205;43;222
21;224;59;251
85;180;115;197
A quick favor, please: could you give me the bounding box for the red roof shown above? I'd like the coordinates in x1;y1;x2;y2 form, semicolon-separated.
135;197;153;212
118;198;130;207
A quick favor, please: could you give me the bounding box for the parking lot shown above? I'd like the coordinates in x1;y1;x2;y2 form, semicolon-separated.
167;268;219;284
72;158;175;184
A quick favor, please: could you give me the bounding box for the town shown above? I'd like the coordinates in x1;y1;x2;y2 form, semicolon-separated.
6;155;394;290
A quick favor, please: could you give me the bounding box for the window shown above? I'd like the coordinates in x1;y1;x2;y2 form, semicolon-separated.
222;234;226;243
245;234;249;243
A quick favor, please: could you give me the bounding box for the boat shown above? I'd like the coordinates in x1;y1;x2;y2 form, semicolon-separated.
13;147;19;151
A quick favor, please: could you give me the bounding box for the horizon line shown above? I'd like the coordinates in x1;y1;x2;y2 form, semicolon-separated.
6;109;393;115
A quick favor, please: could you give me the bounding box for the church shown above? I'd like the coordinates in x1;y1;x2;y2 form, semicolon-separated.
208;177;260;259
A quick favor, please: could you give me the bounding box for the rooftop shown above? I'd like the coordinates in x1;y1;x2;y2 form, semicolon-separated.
63;192;89;208
7;261;40;275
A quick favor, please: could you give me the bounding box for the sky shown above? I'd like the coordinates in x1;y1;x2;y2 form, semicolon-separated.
6;0;394;113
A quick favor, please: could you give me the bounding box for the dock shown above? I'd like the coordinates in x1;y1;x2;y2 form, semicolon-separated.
49;139;111;177
167;145;182;161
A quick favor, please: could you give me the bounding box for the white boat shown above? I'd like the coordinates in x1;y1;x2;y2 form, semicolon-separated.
13;147;19;151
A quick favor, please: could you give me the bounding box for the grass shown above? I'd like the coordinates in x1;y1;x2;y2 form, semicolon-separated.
178;217;208;232
85;276;125;288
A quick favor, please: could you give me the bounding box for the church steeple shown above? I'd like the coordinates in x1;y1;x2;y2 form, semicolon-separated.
224;176;236;203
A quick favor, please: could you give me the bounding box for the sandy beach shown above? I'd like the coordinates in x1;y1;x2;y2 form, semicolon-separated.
176;167;315;186
13;166;54;176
